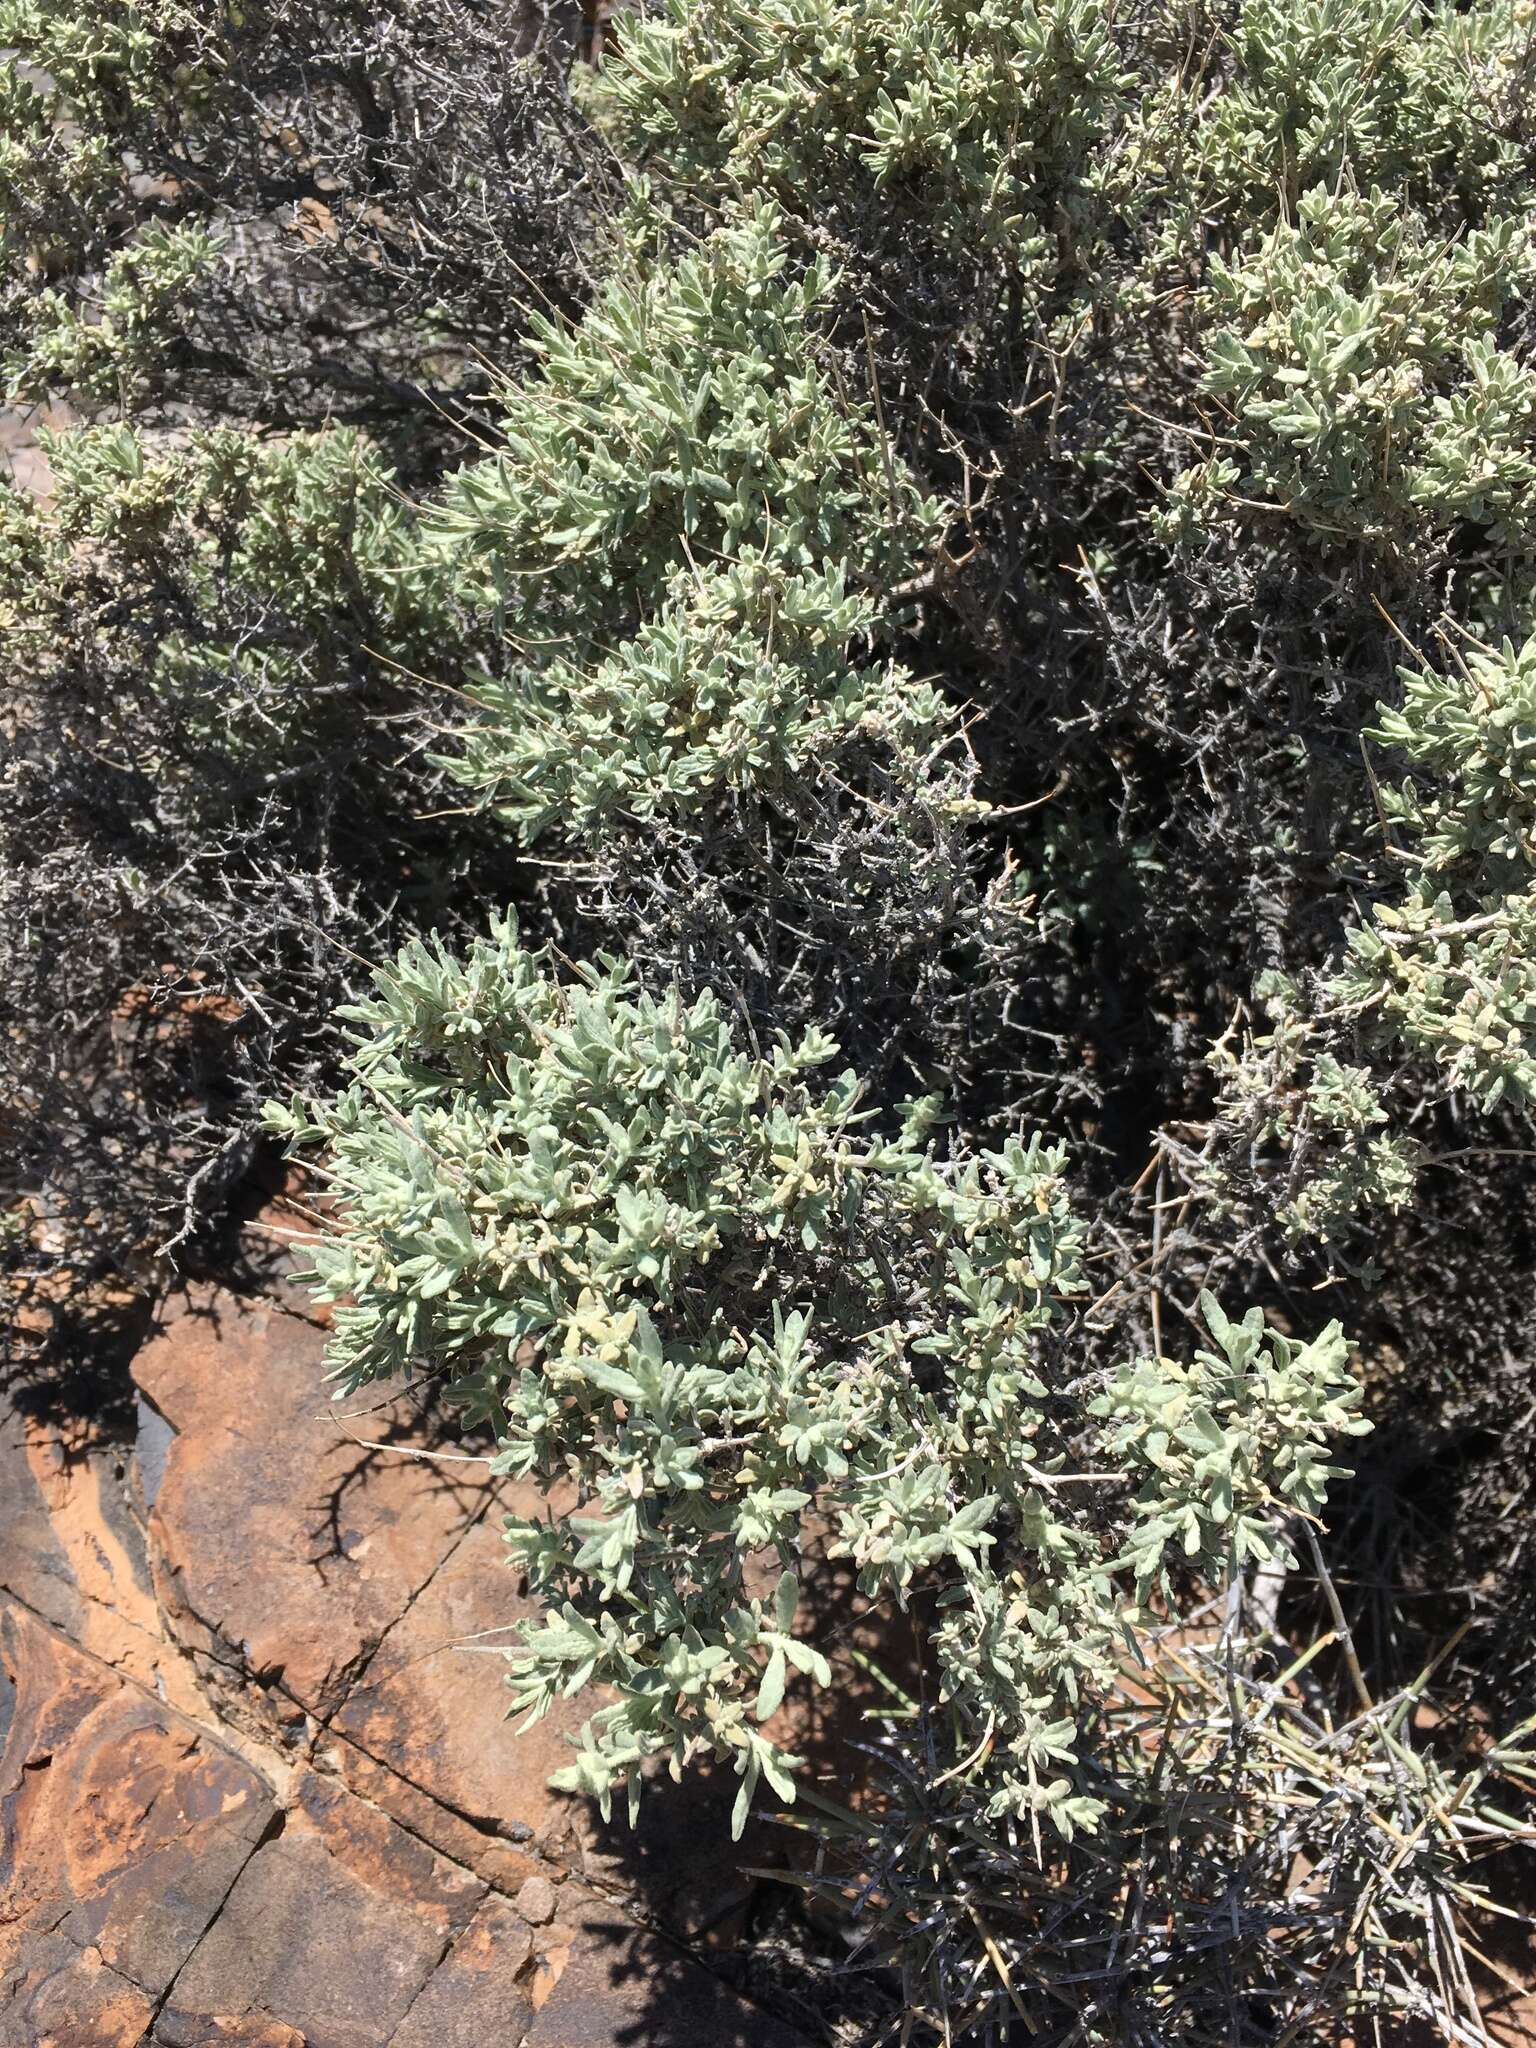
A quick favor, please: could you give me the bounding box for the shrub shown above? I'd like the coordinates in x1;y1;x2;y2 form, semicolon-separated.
0;420;519;1352
590;0;1137;370
11;0;1536;2036
1183;0;1536;231
428;200;940;628
428;197;1032;1086
450;560;949;842
0;0;601;430
265;0;1536;2037
0;0;591;1359
1343;626;1536;1106
270;921;1366;1841
1170;192;1536;551
1176;621;1536;1272
277;920;1536;2044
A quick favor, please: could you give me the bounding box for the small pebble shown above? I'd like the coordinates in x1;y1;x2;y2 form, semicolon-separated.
515;1873;558;1925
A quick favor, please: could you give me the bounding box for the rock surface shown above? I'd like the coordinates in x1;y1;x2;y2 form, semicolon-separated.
0;1275;810;2047
0;1399;201;1716
133;1287;495;1726
387;1896;535;2048
156;1773;487;2048
0;1603;276;2045
326;1478;576;1837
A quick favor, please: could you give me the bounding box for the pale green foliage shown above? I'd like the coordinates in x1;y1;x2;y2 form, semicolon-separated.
1337;631;1536;1106
1;423;453;781
431;201;939;636
16;220;217;398
0;0;183;110
433;199;950;838
0;1;182;211
593;0;1133;281
270;919;1365;1842
12;0;1536;2030
1341;896;1536;1107
1374;627;1536;874
1171;190;1536;548
1185;0;1536;228
17;417;426;582
450;559;955;842
0;1;209;393
1095;1295;1366;1596
1197;624;1536;1246
1200;977;1421;1248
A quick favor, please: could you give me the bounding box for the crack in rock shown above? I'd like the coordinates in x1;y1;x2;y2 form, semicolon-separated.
141;1806;289;2041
